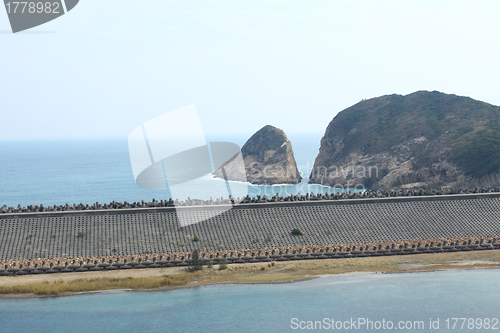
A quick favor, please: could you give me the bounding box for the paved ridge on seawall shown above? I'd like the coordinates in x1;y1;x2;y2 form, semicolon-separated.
2;186;498;214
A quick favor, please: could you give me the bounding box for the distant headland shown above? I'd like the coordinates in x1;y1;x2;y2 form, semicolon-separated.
309;90;500;191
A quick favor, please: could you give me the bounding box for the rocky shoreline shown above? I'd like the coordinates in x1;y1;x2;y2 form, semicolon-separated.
1;236;498;276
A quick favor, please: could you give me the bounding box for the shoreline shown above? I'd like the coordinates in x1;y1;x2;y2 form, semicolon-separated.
1;251;499;299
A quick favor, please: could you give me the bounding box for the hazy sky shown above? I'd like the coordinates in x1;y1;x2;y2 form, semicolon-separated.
1;0;499;139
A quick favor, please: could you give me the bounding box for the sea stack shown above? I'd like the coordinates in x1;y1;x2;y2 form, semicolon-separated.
214;125;301;185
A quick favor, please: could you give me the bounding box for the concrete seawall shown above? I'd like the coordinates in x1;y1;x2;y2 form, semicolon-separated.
0;193;499;262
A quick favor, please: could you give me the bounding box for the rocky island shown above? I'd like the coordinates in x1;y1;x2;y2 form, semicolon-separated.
214;125;301;184
309;91;500;190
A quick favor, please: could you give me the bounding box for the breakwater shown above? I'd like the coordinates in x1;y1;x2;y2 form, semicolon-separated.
0;192;499;264
1;187;498;214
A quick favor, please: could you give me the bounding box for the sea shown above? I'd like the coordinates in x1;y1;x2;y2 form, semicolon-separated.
0;133;346;208
0;135;499;332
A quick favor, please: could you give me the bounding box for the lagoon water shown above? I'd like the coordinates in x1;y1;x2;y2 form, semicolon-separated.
0;269;499;332
0;134;351;208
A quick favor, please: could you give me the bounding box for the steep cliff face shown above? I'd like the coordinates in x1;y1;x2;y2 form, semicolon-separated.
309;91;500;190
214;125;301;184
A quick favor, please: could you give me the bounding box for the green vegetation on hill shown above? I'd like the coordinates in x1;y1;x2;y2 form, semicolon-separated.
454;124;500;178
322;91;500;178
242;125;287;155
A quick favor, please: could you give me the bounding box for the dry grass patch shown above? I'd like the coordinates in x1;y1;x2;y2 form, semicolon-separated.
0;274;198;296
